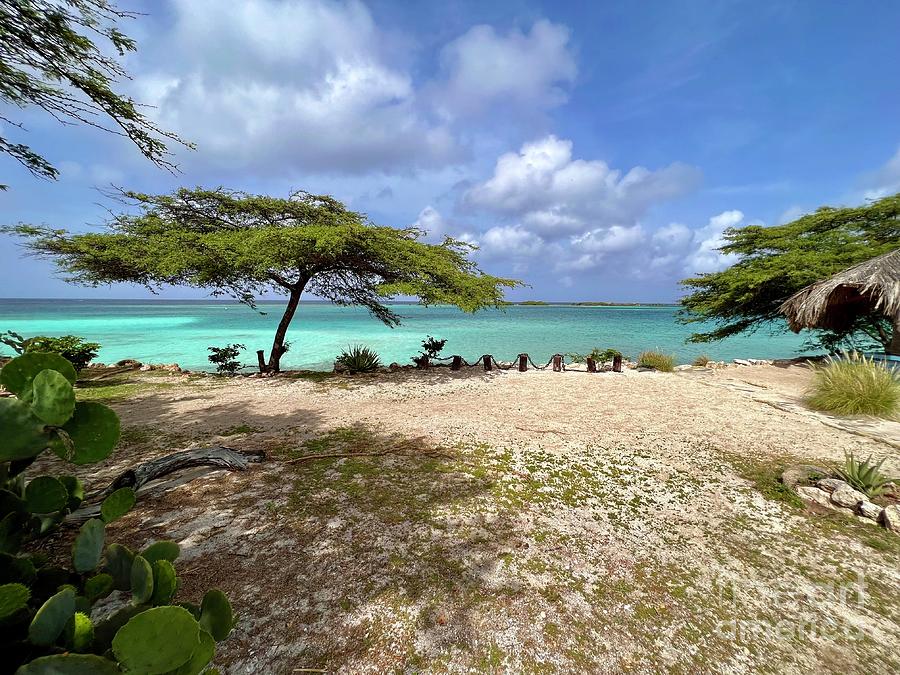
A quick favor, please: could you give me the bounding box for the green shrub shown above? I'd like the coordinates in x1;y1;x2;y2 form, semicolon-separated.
637;350;676;372
566;348;623;364
208;343;246;375
835;452;893;498
22;335;101;371
336;345;381;373
692;354;711;367
806;353;900;418
0;353;234;672
412;336;447;368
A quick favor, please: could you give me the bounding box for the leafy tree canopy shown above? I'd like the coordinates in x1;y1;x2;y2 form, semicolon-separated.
0;0;189;186
9;187;522;370
680;193;900;351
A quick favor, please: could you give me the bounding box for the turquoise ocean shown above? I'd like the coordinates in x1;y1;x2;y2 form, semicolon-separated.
0;299;813;371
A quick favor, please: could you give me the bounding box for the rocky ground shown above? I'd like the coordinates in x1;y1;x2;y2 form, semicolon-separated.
34;363;900;673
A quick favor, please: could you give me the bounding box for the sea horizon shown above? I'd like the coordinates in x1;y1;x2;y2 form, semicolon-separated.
0;298;813;371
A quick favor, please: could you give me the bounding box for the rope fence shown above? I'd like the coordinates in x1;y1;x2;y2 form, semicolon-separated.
420;353;623;373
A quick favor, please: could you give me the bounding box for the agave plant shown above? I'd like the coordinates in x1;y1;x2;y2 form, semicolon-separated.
835;452;893;498
336;344;381;373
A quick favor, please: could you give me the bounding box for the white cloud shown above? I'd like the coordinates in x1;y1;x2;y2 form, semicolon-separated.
433;20;576;119
411;206;446;239
681;210;743;274
863;145;900;200
463;135;701;238
479;225;546;259
134;2;578;175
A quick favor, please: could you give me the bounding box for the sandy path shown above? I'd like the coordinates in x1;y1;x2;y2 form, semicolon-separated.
45;365;900;673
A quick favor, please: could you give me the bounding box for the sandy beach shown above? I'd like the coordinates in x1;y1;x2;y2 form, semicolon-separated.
34;363;900;673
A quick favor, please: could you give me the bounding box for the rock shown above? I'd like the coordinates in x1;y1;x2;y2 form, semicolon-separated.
388;362;401;371
674;364;693;371
796;486;838;510
857;501;883;520
816;478;848;493
116;359;142;368
781;465;830;490
880;504;900;533
139;364;155;372
732;359;751;366
830;485;867;509
747;358;773;365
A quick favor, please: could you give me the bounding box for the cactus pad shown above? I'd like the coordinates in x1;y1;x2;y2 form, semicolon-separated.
112;605;202;674
151;559;178;606
28;587;75;646
0;352;77;398
0;582;30;621
199;589;234;641
100;487;135;523
72;518;105;573
104;543;135;591
142;540;180;565
48;401;120;465
84;573;114;603
130;555;154;605
24;476;69;514
15;654;122;674
0;398;52;462
29;369;76;426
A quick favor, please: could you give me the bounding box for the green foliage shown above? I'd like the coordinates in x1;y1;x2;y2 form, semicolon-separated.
412;335;447;367
637;350;676;372
100;487;135;523
112;606;202;674
8;187;521;371
336;344;381;373
680;193;900;349
207;343;246;375
0;354;233;672
566;348;623;364
806;353;900;418
0;0;189;186
836;452;893;498
24;336;101;371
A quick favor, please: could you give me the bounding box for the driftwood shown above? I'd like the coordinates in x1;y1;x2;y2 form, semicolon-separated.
68;447;264;522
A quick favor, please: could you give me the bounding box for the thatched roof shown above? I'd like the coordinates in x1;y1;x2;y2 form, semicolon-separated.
779;248;900;332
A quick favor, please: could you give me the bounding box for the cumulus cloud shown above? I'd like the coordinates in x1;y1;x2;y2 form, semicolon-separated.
462;136;701;238
134;2;578;175
863;145;900;200
681;210;743;274
433;20;576;119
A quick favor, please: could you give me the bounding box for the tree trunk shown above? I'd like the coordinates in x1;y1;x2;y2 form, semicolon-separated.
268;285;304;372
889;315;900;355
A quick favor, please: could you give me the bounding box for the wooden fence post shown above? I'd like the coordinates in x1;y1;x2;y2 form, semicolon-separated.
613;354;623;373
451;355;462;371
586;357;597;373
483;355;492;371
256;350;267;373
552;354;563;372
518;354;528;372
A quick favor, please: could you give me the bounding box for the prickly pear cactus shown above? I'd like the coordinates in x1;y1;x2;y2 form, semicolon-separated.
1;353;234;672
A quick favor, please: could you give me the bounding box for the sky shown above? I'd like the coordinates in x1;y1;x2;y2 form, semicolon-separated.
2;0;900;302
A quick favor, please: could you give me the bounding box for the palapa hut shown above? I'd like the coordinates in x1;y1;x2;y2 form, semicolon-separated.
779;248;900;354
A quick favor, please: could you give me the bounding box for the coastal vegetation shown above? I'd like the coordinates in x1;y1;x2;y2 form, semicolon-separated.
0;352;233;672
1;331;100;371
9;187;521;372
0;0;188;188
636;350;676;372
836;452;893;498
681;192;900;352
566;347;624;364
412;335;447;368
207;343;247;376
806;353;900;418
335;344;381;373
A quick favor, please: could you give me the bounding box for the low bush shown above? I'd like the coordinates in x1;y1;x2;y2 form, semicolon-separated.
836;452;893;498
0;352;233;672
20;335;101;371
412;335;447;368
566;348;623;364
208;343;246;375
806;353;900;418
637;350;676;372
336;344;381;373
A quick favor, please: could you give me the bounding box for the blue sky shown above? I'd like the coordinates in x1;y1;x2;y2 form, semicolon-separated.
2;0;899;302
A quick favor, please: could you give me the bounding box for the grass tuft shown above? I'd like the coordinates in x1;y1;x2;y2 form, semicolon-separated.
692;354;711;367
806;352;900;418
637;350;676;372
